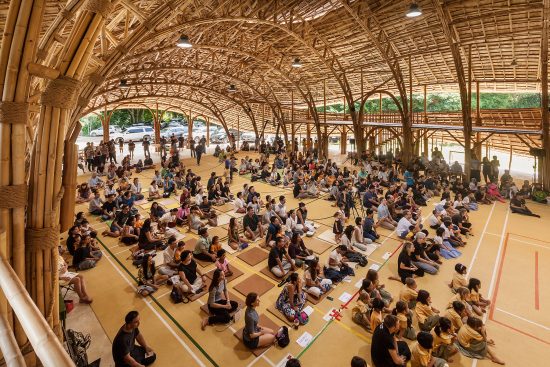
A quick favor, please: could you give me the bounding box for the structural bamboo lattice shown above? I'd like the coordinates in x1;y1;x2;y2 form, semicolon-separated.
0;0;549;362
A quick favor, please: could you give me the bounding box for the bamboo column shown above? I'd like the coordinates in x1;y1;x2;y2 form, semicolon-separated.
475;81;482;158
27;0;112;338
340;128;347;155
59;122;81;233
542;0;550;189
101;106;110;142
0;0;46;350
323;79;327;159
188;109;193;147
206;117;210;147
291;90;295;151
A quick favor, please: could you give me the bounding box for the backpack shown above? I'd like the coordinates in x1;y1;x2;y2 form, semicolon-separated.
170;287;183;303
295;311;309;325
276;326;290;348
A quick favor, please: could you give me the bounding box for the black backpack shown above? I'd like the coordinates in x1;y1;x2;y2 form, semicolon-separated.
276;326;290;348
170;287;183;303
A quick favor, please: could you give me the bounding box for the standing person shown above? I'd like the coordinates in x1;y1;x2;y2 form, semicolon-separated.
195;141;203;165
143;138;151;159
109;139;117;164
470;153;481;183
128;140;135;160
118;138;124;154
371;314;410;367
112;311;156;367
490;155;500;182
190;138;196;158
481;157;491;184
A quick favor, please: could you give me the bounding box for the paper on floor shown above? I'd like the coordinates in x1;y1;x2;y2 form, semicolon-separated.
296;332;313;348
338;292;352;303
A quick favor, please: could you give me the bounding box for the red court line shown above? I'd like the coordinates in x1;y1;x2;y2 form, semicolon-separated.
489;233;509;320
508;232;550;244
535;251;540;310
490;318;550;346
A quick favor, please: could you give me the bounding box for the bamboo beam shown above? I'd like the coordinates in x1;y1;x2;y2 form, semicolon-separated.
542;0;550;189
27;62;60;80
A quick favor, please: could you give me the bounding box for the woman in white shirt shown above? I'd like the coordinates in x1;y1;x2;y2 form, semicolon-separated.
58;255;92;303
352;217;370;251
233;192;246;213
148;181;161;200
285;210;304;236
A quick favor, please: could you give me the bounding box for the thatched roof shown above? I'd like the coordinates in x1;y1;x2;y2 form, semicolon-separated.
3;0;547;143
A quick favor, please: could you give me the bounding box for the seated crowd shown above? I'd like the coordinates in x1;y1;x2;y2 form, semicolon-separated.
67;138;534;367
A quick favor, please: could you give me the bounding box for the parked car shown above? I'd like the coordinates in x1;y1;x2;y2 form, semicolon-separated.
89;126;120;137
241;132;256;143
113;126;154;143
161;126;187;139
210;132;228;144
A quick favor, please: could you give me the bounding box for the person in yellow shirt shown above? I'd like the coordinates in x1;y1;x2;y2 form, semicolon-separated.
446;287;474;317
410;331;448;367
370;298;385;332
455;317;505;365
392;300;416;340
449;263;468;292
431;317;458;362
443;301;467;333
415;290;440;331
399;277;419;310
352;279;373;330
467;278;491;315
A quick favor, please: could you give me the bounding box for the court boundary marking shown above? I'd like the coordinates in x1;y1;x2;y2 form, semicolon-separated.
489;231;550;346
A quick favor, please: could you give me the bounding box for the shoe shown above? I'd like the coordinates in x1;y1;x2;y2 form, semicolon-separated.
306;231;314;237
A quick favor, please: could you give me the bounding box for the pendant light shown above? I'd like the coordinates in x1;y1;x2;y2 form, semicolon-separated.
406;2;422;17
176;35;192;48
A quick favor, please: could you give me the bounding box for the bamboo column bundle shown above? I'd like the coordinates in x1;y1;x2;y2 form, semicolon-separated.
0;0;46;349
26;0;112;338
59;122;80;232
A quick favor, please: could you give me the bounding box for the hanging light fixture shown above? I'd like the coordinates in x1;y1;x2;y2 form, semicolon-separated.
292;57;302;68
228;84;237;93
176;35;192;48
406;1;422;17
119;79;129;89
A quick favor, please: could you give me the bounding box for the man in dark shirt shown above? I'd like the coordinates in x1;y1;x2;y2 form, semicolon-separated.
265;216;280;247
101;194;118;220
510;193;540;217
371;315;409;367
112;311;156;367
268;237;295;278
243;206;263;240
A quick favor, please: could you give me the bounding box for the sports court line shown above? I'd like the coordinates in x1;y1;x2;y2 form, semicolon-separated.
486;233;550;249
466;202;496;277
100;244;209;367
97;237;219;367
494;307;550;332
535;251;540;310
472;207;509;367
489;318;550;346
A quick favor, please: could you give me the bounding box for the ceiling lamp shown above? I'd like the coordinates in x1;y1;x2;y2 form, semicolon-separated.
228;84;237;93
119;79;129;89
176;35;192;48
292;57;302;68
406;2;422;18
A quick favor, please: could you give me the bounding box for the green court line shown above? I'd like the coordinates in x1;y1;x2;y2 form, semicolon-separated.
97;238;220;367
296;319;333;359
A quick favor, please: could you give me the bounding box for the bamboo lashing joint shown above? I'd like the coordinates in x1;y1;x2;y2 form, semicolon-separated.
0;101;29;125
40;76;81;109
77;96;89;108
60;9;73;21
0;184;28;209
116;44;128;54
36;48;48;61
87;72;105;85
82;0;113;18
25;226;60;251
167;0;177;10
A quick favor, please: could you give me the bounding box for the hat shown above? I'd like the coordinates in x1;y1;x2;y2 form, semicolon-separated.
414;232;426;240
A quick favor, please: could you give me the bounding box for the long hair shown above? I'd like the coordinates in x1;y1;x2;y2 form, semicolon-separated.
209;268;223;291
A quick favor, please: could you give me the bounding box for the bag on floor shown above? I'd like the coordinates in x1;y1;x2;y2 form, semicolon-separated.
170;287;183;304
276;326;290;348
295;311;309;325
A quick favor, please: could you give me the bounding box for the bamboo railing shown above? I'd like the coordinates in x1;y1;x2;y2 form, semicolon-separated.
0;231;73;367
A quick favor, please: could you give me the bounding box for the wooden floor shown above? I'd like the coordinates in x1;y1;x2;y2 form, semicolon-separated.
74;152;550;367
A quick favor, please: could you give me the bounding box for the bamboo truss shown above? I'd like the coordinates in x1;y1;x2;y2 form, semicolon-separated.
0;3;549;361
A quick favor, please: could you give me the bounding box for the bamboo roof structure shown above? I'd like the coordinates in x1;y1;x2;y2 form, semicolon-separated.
0;0;548;144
